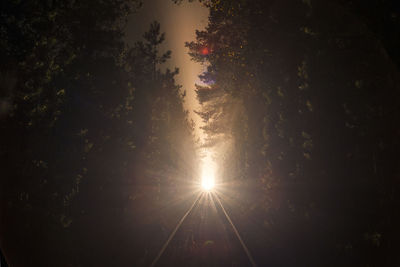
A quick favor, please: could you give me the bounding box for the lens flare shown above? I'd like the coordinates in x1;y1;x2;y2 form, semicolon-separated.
201;47;210;55
201;170;214;191
201;155;215;191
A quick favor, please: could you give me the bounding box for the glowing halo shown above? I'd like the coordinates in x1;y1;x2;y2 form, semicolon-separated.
201;171;214;191
201;154;215;191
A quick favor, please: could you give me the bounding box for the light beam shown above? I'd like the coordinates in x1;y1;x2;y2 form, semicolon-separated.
201;155;215;191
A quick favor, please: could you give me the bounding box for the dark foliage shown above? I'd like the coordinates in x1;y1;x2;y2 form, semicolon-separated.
0;1;198;266
189;0;400;266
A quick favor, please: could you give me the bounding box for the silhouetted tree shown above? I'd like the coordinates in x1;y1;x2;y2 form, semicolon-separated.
0;2;198;265
189;0;400;266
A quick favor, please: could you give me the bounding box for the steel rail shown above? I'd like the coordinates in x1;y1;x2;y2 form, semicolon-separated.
150;191;203;267
212;192;258;267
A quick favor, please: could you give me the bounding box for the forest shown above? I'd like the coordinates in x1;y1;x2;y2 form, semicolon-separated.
1;0;400;266
188;0;400;266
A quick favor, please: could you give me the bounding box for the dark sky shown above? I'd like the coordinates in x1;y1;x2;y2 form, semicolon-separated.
125;0;209;138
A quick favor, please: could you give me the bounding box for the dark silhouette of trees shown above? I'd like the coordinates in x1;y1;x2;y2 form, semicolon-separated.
188;0;400;266
0;2;198;266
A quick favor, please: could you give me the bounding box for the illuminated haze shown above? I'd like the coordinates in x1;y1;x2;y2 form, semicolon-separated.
126;0;209;139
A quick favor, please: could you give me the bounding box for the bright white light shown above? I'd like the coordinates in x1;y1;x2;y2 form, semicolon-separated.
201;156;215;191
202;174;214;191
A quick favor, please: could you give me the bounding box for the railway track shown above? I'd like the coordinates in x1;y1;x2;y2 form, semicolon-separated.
150;191;257;267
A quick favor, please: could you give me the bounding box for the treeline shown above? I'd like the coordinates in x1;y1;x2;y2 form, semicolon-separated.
188;0;400;266
0;1;198;266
